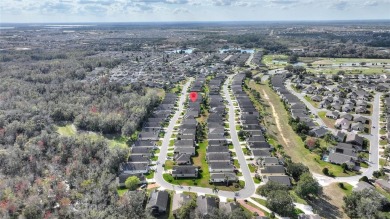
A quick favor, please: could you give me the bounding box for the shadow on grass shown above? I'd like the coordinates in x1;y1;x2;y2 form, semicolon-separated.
308;195;343;219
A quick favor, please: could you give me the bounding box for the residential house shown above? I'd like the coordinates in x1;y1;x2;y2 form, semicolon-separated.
260;165;285;175
309;127;329;138
172;194;193;216
172;166;198;178
210;173;238;183
119;162;149;174
196;196;219;217
335;118;351;130
262;175;291;187
147;190;169;216
209;162;235;173
219;202;239;214
345;133;364;146
326;111;340;119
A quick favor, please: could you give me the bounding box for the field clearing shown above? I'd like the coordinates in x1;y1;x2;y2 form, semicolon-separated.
57;124;128;149
308;67;388;75
57;124;76;136
248;80;355;177
318;111;335;128
300;57;390;65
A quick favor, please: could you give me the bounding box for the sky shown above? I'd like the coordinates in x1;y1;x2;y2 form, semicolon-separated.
0;0;389;23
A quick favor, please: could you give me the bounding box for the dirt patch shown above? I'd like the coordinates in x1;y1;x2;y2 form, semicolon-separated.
147;183;160;190
262;90;291;147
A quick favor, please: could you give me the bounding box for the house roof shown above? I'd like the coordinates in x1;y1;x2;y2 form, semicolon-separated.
147;190;169;212
119;162;149;172
267;175;291;187
128;155;150;163
209;162;234;170
172;193;192;213
172;166;198;175
207;146;229;153
345;133;364;146
354;181;374;192
196;196;218;216
252;149;271;157
207;153;231;162
328;152;356;164
262;157;279;165
262;165;285;174
219;202;239;214
210;173;237;181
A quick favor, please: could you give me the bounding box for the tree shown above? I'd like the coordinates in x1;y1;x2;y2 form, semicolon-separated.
343;189;387;219
284;65;294;72
125;176;140;190
322;167;329;175
295;173;322;199
384;146;390;163
359;176;369;183
176;200;196;219
254;77;261;84
305;137;318;150
257;181;289;197
341;163;348;172
266;190;295;217
286;162;309;181
288;54;298;64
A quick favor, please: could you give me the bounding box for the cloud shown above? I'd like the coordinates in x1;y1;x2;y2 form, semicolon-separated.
173;7;189;14
364;0;379;6
270;0;298;4
330;0;348;10
211;0;238;6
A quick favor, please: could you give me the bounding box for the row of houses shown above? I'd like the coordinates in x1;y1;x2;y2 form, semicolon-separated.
171;76;207;178
146;190;245;217
207;74;239;184
117;93;179;187
232;73;291;187
272;74;366;168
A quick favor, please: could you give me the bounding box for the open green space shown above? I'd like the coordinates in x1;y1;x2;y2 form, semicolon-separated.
318;111;335;129
57;124;76;136
304;95;319;108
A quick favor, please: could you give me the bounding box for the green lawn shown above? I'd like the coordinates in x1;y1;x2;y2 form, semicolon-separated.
252;197;267;206
145;171;155;179
164;160;174;170
304;95;319;108
57;124;76;136
248;164;256;173
117;188;128;196
234;159;240;168
338;183;354;196
169;139;175;147
253;177;261;184
289;190;308;205
380;158;387;167
318;111;336;129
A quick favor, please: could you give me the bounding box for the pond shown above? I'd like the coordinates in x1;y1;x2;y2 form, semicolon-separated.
219;48;255;54
165;48;193;54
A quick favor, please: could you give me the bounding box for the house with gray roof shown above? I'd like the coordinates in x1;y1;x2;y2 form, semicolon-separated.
260;165;285;175
147;190;169;216
219;202;239;214
172;193;193;216
209;162;235;173
262;175;291;187
196;196;219;217
172;166;198;178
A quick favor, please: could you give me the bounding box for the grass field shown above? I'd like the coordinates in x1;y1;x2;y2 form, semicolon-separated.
304;95;319;108
318;111;336;128
57;124;76;136
247;80;355;177
300;57;390;65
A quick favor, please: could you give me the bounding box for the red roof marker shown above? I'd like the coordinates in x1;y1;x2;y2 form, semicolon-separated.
189;92;198;102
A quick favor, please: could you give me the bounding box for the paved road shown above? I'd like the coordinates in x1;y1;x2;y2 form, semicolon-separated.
154;76;256;199
222;74;256;198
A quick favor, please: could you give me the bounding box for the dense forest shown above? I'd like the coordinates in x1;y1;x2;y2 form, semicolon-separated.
0;49;159;218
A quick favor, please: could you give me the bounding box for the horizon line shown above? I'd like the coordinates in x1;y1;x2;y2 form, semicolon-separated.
1;19;390;25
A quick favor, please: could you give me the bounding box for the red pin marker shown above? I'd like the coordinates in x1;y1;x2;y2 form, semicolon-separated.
189;92;198;102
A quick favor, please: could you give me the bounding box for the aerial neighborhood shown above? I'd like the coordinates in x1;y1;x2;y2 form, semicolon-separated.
1;21;390;219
